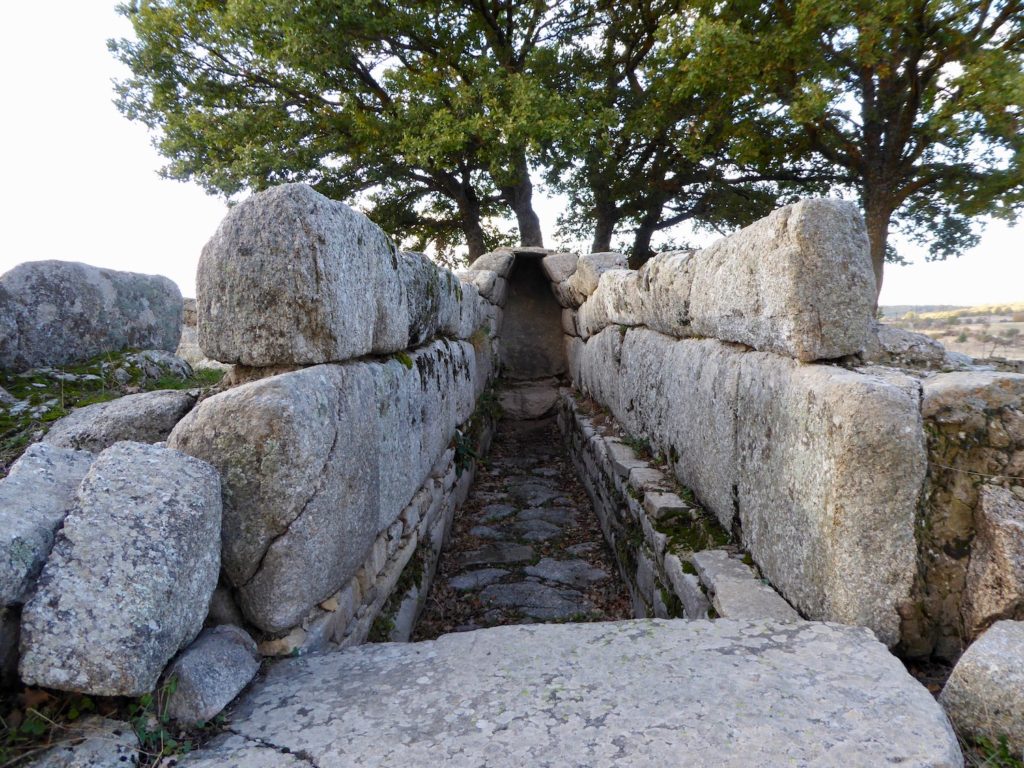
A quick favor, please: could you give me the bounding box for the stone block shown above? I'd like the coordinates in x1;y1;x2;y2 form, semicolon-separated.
0;260;182;371
42;390;196;453
197;184;468;366
20;442;221;695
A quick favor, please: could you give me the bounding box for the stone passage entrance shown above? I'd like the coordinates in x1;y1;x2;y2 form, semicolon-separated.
414;416;631;638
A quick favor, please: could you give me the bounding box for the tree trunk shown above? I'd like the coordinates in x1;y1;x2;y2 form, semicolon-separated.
454;187;487;260
462;216;487;260
629;208;661;269
863;189;892;300
590;198;617;253
499;155;544;247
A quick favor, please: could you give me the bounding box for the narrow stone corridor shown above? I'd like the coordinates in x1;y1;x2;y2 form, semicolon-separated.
414;416;632;639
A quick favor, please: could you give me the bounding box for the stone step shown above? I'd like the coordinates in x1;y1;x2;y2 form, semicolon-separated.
180;619;961;767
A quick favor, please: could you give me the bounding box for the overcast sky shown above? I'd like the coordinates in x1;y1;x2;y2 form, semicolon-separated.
1;2;1020;307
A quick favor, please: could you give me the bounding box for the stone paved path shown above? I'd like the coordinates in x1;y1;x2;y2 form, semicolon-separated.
414;416;632;638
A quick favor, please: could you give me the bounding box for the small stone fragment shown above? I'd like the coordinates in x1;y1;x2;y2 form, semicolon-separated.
164;626;261;725
940;620;1024;755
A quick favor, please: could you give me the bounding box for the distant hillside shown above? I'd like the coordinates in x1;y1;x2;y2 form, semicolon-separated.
882;302;1024;321
878;304;963;319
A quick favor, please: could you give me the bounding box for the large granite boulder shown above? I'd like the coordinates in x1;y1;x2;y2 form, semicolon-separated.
178;620;961;767
0;260;182;371
0;444;94;607
940;620;1024;755
169;339;476;634
863;323;948;369
575;199;875;361
567;252;628;297
734;358;925;647
42;390;197;453
197;184;475;366
19;442;221;696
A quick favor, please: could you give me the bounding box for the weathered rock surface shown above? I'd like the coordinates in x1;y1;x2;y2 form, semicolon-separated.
27;716;139;767
863;323;947;369
692;549;801;621
467;249;514;277
576;199;875;361
0;444;94;607
197;184;475;366
540;251;578;283
19;442;221;695
169;339;476;633
177;733;309;767
498;379;559;419
911;370;1024;659
183;620;961;767
164;625;261;724
577;327;926;646
567;251;628;297
0;260;182;371
735;357;924;647
42;390;197;453
962;485;1024;635
940;620;1024;755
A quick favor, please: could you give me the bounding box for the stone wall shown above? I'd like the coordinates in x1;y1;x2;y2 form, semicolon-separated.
165;183;505;652
559;392;801;624
551;199;1024;657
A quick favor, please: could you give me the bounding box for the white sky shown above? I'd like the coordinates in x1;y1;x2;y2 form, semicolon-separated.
1;2;1020;307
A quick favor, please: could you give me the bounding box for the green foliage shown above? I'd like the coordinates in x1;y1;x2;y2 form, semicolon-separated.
1;691;96;764
111;1;589;258
111;0;1022;279
690;0;1024;285
452;429;480;475
970;734;1024;767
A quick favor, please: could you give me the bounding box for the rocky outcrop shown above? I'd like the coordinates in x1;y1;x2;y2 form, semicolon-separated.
42;390;197;453
0;260;182;371
940;620;1024;755
0;444;94;607
197;184;480;366
164;625;261;724
168;339;477;634
19;442;221;696
576;199;875;361
862;323;948;369
180;620;962;767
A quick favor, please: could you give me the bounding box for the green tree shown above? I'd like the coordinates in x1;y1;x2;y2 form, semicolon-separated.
548;0;834;265
697;0;1024;293
111;1;585;259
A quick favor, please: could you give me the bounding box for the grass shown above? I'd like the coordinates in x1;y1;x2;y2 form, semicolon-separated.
0;679;227;767
0;351;224;475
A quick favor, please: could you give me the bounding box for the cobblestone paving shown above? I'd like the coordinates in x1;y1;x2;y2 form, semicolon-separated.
414;417;632;639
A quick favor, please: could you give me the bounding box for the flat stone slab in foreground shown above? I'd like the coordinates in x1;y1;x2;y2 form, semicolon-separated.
184;620;961;767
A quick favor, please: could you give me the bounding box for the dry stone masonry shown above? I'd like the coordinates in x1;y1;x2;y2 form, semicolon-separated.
5;182;1023;762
